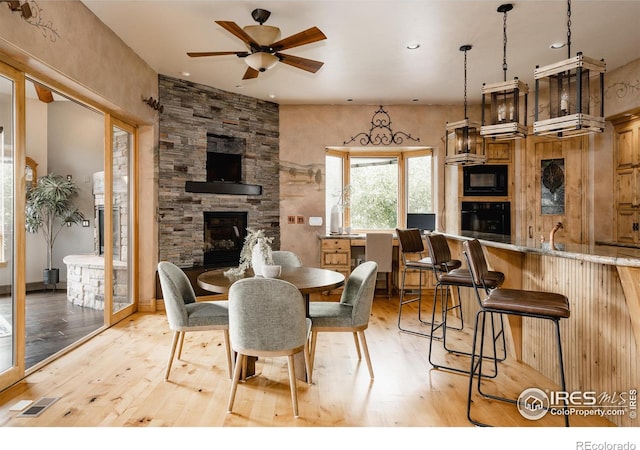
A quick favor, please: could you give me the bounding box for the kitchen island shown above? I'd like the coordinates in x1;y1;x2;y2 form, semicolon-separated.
441;231;639;427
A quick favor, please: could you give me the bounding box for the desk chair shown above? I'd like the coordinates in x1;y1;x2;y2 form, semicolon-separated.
157;261;232;381
365;233;393;298
463;239;571;427
227;277;312;418
271;250;303;268
395;228;436;337
426;234;506;374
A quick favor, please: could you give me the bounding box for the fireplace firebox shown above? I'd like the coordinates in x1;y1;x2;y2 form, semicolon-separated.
203;212;248;267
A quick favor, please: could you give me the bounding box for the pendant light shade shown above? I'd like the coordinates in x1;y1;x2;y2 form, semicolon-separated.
481;4;528;140
533;0;606;138
446;45;486;166
244;52;279;72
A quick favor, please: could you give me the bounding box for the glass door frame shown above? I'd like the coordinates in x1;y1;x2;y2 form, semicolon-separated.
0;60;26;388
105;115;138;326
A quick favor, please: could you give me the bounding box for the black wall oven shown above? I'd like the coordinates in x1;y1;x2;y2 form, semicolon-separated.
463;164;508;196
461;201;511;236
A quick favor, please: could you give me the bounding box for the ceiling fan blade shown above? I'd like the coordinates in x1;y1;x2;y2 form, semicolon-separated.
187;51;249;57
215;21;258;47
276;53;324;73
242;67;260;80
271;27;326;51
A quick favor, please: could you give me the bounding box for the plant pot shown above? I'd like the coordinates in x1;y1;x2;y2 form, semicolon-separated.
44;268;59;285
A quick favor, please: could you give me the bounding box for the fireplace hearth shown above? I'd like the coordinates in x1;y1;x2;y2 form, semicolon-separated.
203;212;248;267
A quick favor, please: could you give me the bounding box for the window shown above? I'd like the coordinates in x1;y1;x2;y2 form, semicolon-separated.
326;149;433;232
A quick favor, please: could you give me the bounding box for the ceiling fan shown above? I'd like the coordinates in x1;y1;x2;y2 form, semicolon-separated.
187;8;327;80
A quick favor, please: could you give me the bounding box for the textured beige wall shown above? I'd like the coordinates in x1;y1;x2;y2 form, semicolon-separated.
279;104;468;266
0;1;159;310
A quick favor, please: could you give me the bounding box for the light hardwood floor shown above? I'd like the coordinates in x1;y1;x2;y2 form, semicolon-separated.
0;292;619;433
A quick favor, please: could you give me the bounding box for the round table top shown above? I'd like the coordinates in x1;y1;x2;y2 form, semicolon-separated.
197;266;345;295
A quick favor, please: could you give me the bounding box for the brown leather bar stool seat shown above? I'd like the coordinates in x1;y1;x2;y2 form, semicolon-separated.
395;228;437;338
426;234;506;375
463;239;571;427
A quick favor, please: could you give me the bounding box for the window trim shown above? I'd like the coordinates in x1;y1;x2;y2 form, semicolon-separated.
326;147;434;232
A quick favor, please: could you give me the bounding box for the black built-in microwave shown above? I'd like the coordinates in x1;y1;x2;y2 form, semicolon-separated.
463;164;508;196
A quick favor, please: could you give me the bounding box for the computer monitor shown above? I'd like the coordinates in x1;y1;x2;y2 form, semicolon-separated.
406;213;436;233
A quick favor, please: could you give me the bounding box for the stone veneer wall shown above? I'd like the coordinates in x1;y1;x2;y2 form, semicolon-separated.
158;75;280;268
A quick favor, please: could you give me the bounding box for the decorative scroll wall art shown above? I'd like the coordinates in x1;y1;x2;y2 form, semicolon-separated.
343;105;420;146
541;158;565;215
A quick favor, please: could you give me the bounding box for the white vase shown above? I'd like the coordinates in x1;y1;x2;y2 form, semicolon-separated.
330;204;343;234
251;240;272;277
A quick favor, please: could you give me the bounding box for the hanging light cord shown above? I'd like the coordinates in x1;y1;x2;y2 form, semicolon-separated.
566;0;572;58
463;47;468;118
502;7;508;81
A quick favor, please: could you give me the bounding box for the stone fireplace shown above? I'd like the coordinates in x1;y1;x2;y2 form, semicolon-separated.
157;75;280;269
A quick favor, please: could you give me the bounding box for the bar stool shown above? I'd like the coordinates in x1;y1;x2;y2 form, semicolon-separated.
463;239;571;427
425;234;507;375
395;228;436;337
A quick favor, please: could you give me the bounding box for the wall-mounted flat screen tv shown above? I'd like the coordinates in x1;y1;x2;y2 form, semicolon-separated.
207;152;241;183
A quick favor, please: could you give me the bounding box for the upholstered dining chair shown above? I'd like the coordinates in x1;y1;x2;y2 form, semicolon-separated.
271;250;303;267
157;261;232;381
308;261;378;379
227;277;312;418
365;233;393;298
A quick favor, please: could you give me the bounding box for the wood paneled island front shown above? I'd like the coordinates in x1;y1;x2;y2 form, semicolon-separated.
442;232;640;427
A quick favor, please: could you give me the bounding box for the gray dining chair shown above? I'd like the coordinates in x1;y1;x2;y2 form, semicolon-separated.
308;261;378;379
157;261;233;381
227;277;312;418
271;250;303;267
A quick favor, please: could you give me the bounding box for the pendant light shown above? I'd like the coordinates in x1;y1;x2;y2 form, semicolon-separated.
481;3;528;140
533;0;606;137
446;45;486;166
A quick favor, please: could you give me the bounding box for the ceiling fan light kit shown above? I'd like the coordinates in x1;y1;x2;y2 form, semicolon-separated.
187;9;326;80
533;0;605;138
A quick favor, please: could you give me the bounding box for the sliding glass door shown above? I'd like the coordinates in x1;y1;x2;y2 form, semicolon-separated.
0;61;24;387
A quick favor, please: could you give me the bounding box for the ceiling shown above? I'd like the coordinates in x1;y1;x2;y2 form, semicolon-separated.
81;0;640;106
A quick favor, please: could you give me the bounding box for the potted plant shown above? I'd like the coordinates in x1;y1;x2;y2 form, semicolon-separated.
25;173;85;287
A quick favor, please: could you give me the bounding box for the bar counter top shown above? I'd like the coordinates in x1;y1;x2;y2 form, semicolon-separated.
439;231;640;268
320;231;640;267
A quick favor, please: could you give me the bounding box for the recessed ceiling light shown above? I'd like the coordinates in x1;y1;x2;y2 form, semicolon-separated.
406;43;420;50
235;84;243;89
550;42;565;49
180;71;191;77
268;94;276;99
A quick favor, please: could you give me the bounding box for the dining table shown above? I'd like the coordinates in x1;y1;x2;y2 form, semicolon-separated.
196;266;345;381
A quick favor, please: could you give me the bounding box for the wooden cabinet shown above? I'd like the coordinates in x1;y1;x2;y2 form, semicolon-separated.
320;238;351;291
614;119;640;244
485;141;513;163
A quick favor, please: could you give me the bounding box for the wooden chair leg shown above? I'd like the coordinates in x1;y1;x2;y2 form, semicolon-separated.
309;330;318;373
223;329;232;379
164;331;181;381
304;340;313;385
358;330;374;379
287;355;299;417
176;331;186;359
227;353;244;413
352;332;362;359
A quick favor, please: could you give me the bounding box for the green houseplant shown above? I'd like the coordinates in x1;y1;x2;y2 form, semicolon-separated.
25;173;85;286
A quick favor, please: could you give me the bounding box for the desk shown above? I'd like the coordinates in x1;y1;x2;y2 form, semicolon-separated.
197;266;345;381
